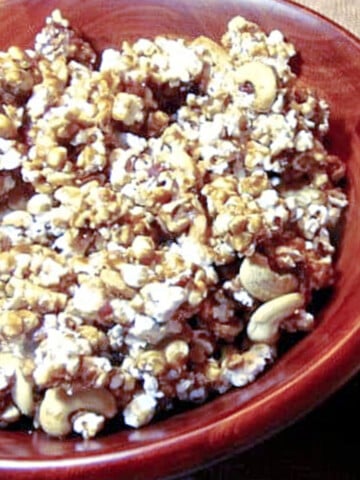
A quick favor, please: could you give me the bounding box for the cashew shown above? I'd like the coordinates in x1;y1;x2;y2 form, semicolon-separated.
247;292;305;344
38;387;117;437
0;353;34;416
236;61;277;112
239;253;298;301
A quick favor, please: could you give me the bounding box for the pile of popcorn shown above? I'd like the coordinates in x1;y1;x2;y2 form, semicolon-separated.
0;10;347;438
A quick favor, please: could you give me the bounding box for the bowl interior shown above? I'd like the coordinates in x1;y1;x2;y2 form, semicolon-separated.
0;1;359;479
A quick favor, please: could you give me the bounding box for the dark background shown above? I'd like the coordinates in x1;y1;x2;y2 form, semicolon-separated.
182;374;359;480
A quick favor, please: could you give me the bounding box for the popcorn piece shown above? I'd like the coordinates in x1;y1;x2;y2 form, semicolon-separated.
141;283;187;323
72;283;105;316
33;328;92;386
123;393;157;428
119;263;150;288
112;92;145;125
222;344;275;387
72;412;105;439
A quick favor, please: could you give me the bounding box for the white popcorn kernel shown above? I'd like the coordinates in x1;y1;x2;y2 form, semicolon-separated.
119;263;149;288
26;194;52;215
72;412;105;439
0;149;23;170
2;210;32;228
112;92;145;125
33;328;92;386
189;387;207;403
223;344;275;387
121;132;148;151
123;393;157;428
72;284;105;315
154;38;202;83
100;48;123;71
141;283;187;323
233;289;254;307
109;158;127;187
0;365;14;390
133;38;157;56
110;299;136;325
51;231;73;255
37;257;67;287
143;373;163;398
198;119;224;144
294;130;314;152
108;324;124;350
26;88;50;119
257;189;279;209
49;8;69;27
128;314;163;344
171;236;214;269
176;378;194;400
267;30;284;45
282;310;315;333
0;225;24;244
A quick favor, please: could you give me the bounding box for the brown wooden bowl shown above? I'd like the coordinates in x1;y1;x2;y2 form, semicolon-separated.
0;1;359;479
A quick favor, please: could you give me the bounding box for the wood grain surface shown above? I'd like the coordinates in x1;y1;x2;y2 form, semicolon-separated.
296;0;360;37
184;1;360;479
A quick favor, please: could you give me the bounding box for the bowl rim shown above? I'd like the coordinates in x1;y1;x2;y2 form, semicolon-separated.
0;0;359;477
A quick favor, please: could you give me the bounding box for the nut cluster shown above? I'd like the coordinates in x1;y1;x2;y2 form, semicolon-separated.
0;10;347;438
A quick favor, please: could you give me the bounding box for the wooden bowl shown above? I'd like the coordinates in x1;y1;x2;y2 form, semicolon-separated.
0;1;359;479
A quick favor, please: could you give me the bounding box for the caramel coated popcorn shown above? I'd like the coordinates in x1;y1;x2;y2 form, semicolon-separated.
0;10;347;438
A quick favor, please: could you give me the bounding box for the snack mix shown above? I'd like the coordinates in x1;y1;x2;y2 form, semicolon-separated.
0;10;347;438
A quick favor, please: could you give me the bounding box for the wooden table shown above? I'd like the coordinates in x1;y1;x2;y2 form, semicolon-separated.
182;2;360;478
297;0;360;38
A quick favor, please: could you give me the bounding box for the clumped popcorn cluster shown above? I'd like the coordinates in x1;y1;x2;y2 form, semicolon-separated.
0;10;347;438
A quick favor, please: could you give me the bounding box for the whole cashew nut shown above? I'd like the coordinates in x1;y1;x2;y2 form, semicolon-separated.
236;61;277;112
239;253;298;301
247;292;305;344
0;353;34;416
38;387;117;437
